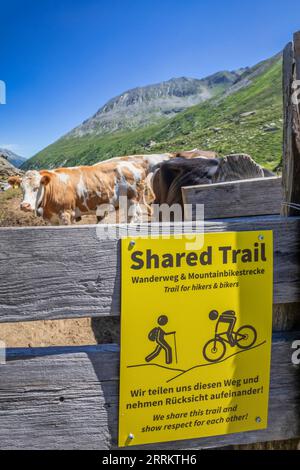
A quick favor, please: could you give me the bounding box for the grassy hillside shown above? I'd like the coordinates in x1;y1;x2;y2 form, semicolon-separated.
23;58;282;171
150;58;283;170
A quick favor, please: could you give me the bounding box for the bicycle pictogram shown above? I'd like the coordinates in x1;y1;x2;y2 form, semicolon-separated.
202;310;257;363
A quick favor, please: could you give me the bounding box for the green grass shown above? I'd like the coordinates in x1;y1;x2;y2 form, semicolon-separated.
23;58;283;171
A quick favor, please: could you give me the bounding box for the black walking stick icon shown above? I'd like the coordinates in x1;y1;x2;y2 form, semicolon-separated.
172;332;178;364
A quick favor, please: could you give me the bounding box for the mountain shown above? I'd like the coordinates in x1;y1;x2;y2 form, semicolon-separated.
0;155;23;180
23;53;282;171
0;148;26;168
67;72;245;138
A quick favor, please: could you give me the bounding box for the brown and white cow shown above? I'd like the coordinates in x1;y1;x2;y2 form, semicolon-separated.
9;164;147;225
9;150;215;225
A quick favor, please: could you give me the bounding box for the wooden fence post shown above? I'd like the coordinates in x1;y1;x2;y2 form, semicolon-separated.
233;34;300;451
282;31;300;215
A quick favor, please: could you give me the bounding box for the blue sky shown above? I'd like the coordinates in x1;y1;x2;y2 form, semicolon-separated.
0;0;299;158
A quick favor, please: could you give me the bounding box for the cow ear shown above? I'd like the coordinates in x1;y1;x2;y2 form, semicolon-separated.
40;175;51;186
8;176;22;188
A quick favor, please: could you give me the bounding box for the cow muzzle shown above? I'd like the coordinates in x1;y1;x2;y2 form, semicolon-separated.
20;202;33;212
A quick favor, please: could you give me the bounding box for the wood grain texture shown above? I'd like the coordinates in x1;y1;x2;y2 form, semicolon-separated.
282;41;294;216
182;177;282;219
294;32;300;162
0;335;299;450
272;303;300;332
282;37;300;216
1;216;300;323
294;31;300;88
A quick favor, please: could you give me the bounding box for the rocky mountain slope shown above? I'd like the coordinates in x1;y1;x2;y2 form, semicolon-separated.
67;72;245;138
0;155;23;179
23;53;282;170
0;148;26;168
0;155;23;192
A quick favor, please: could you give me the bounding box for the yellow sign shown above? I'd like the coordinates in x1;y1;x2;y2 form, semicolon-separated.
119;231;273;447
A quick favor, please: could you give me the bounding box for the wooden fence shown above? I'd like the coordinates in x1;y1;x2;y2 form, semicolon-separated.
0;32;300;450
182;176;282;219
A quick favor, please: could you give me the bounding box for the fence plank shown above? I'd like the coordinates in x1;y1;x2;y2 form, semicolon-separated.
282;41;294;216
182;177;282;219
282;35;300;216
0;334;299;450
294;31;300;88
1;216;300;323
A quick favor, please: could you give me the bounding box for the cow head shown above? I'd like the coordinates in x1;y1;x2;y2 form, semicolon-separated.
11;170;43;212
7;175;22;188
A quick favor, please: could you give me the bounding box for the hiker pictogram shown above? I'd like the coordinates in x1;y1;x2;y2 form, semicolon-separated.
145;315;177;364
203;309;257;363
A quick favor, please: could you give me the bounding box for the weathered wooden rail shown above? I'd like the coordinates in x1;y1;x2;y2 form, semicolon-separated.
0;215;300;324
0;31;300;450
182;176;282;219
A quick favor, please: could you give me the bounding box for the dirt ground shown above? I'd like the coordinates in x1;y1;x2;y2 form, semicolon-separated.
0;317;120;347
